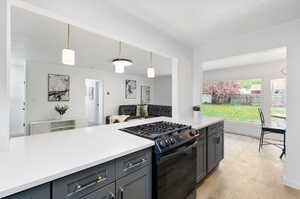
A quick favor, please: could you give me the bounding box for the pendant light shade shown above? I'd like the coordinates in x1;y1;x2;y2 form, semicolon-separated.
113;59;125;73
62;49;75;65
147;52;155;78
147;67;155;78
112;42;133;73
62;24;75;65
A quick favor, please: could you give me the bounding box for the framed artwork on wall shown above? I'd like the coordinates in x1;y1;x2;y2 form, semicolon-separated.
141;85;151;104
125;79;137;99
48;74;70;101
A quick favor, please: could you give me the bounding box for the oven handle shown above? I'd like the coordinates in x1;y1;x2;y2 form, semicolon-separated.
158;141;198;164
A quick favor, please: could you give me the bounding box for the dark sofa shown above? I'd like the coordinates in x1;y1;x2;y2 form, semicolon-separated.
106;104;172;124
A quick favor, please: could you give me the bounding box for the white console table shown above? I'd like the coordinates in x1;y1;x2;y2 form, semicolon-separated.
29;119;88;135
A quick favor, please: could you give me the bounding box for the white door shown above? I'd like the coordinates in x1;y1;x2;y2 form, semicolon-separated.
10;65;26;136
96;81;104;124
85;79;104;126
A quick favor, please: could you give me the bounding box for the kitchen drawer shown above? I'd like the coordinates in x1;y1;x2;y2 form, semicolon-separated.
52;161;115;199
116;148;152;179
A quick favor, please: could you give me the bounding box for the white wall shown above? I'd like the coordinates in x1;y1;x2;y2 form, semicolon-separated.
13;0;194;120
26;61;155;124
203;61;286;138
154;75;172;106
10;64;25;137
0;0;10;149
194;19;300;190
203;61;286;82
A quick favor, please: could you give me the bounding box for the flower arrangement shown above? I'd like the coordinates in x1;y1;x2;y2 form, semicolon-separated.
55;104;69;118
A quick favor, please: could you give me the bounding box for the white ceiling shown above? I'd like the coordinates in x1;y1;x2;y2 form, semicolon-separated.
107;0;300;46
11;7;172;77
202;47;287;71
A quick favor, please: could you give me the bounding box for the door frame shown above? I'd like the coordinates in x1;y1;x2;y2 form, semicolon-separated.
85;79;104;125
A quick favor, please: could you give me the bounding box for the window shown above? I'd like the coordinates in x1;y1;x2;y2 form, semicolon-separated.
270;78;286;127
202;79;262;123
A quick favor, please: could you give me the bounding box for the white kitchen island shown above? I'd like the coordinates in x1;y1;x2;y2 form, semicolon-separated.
0;116;223;198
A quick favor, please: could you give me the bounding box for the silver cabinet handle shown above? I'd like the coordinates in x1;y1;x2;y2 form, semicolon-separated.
67;176;107;197
110;192;115;199
124;158;146;171
120;187;124;199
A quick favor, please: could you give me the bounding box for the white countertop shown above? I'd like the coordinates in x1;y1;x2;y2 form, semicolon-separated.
0;116;222;198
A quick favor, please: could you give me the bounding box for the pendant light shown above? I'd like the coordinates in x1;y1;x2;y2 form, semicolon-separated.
147;52;155;78
62;24;75;65
112;41;133;73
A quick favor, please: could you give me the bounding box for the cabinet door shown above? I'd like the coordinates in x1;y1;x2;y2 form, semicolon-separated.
80;183;115;199
207;135;218;173
116;166;151;199
197;136;207;183
216;132;224;162
5;183;50;199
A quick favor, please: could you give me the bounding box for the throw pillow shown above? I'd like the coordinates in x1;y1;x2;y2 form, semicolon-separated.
143;105;149;117
136;105;141;116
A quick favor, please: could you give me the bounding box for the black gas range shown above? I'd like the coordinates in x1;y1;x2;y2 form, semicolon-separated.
120;121;198;199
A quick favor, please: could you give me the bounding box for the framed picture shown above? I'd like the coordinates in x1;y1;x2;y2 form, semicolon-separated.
141;86;151;104
48;74;70;101
125;79;137;99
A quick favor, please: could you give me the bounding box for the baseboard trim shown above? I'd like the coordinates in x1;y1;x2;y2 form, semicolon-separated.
283;176;300;190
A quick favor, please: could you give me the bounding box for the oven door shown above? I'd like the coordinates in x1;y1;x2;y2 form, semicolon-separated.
154;140;197;199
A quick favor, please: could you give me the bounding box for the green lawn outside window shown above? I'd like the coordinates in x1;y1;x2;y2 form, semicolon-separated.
202;104;260;123
202;104;286;123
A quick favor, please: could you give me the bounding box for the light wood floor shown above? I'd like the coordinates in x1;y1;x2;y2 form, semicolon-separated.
196;133;300;199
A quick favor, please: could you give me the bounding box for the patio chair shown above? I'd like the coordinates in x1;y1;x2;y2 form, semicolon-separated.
258;107;286;159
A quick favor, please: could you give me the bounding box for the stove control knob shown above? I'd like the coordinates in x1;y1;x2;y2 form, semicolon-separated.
170;137;176;144
165;138;172;146
158;140;166;148
189;130;197;136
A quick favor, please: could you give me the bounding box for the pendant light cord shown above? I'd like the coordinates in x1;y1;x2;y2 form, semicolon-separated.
119;41;122;59
150;52;153;68
66;24;70;49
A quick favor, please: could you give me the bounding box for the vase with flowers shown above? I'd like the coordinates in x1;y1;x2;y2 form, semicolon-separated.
55;104;69;120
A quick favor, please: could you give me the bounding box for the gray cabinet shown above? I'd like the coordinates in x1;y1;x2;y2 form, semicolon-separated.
80;182;115;199
207;134;219;173
217;132;224;162
4;183;50;199
4;148;152;199
196;132;207;183
52;161;115;199
52;148;151;199
116;149;151;179
207;122;224;174
116;166;152;199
